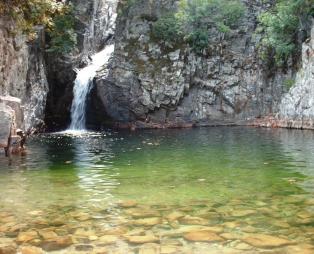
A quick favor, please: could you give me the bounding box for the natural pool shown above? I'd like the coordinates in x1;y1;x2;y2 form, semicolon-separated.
0;127;314;253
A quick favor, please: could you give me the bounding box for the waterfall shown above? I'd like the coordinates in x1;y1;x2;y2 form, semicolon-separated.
68;0;118;131
69;44;114;130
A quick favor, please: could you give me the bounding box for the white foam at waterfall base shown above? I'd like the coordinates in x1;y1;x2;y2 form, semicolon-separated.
68;44;114;131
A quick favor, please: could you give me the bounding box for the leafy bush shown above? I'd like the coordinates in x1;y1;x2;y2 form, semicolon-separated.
152;0;245;52
0;0;77;54
152;13;182;43
258;0;314;65
46;9;77;54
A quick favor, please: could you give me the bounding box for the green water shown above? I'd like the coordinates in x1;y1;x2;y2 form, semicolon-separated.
0;127;314;253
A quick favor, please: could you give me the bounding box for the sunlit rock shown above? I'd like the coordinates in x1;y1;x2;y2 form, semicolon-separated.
243;234;294;248
16;231;39;244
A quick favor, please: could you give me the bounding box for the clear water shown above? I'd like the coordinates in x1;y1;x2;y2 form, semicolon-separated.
69;44;114;130
0;127;314;253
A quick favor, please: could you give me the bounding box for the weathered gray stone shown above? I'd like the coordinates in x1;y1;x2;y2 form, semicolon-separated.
277;22;314;129
95;0;295;128
0;18;48;132
0;96;24;129
0;104;13;149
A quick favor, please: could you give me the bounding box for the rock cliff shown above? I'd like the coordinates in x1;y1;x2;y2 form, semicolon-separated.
0;18;48;131
277;22;314;128
95;0;297;128
1;0;313;132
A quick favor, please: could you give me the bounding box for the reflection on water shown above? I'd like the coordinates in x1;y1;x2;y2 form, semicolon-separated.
0;127;313;253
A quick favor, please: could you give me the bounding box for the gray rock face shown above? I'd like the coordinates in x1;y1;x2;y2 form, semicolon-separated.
0;18;48;131
95;0;295;127
277;22;314;128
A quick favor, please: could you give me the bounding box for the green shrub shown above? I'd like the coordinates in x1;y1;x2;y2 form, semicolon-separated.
46;9;77;54
258;0;314;66
0;0;77;54
152;13;182;43
152;0;245;52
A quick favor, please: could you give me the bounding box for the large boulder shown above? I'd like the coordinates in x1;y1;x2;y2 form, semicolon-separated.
0;103;14;148
0;96;24;129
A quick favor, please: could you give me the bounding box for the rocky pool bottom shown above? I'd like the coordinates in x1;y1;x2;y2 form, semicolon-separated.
0;127;313;253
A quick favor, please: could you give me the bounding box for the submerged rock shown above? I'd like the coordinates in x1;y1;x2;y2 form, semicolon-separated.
16;231;39;244
126;235;159;244
165;211;185;222
19;246;44;254
243;234;294;248
98;235;118;244
138;243;160;254
119;200;138;208
41;236;73;251
183;230;224;242
160;245;179;254
179;215;208;225
231;210;256;217
125;208;160;219
132;217;162;227
37;230;58;240
74;244;94;251
0;245;16;254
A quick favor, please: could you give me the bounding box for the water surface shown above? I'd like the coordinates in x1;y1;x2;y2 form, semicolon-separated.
0;127;313;253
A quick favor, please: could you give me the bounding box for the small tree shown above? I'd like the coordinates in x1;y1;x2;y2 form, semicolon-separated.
0;0;77;54
258;0;314;65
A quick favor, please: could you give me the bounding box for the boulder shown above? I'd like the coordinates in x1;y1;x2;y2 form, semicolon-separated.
0;104;13;149
0;96;24;129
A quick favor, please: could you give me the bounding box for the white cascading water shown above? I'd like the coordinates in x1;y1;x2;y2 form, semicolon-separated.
68;44;114;130
68;0;118;131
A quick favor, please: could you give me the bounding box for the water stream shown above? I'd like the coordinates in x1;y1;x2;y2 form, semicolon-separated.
69;45;114;130
69;0;117;131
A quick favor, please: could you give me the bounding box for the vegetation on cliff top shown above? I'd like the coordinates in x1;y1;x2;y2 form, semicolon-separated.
0;0;77;54
152;0;246;52
257;0;314;66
